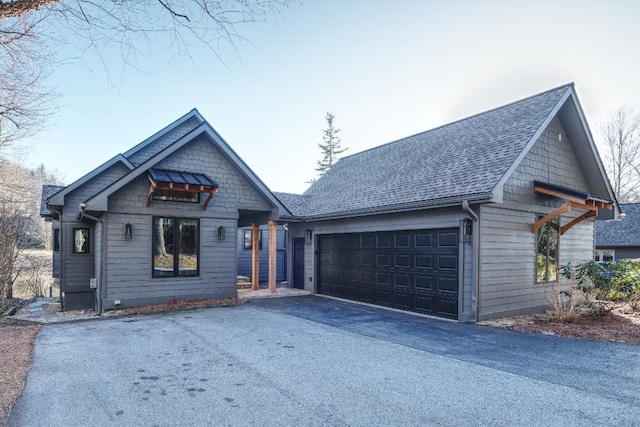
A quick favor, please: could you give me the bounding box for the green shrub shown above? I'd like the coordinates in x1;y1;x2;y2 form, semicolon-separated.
560;259;640;315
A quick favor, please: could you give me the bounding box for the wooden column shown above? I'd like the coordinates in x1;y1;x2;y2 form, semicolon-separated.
268;220;277;294
251;223;260;291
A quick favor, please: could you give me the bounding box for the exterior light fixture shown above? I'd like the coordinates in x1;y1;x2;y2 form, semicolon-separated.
124;223;133;240
217;226;225;241
460;219;472;243
305;229;313;245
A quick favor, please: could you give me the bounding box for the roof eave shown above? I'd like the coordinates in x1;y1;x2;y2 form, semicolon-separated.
298;193;493;222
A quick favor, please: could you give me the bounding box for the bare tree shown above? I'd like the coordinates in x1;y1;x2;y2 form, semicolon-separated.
0;157;62;301
0;0;292;148
600;107;640;202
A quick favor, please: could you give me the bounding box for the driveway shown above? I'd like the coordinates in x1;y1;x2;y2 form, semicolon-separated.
8;296;640;426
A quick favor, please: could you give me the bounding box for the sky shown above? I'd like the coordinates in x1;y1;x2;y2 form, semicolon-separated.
19;0;640;194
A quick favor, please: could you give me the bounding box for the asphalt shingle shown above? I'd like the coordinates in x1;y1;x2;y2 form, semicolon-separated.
284;84;572;218
596;203;640;247
40;184;66;216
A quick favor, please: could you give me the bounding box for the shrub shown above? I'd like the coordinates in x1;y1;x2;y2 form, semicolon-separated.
561;260;640;315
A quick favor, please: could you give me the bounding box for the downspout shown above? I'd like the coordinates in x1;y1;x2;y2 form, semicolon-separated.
48;205;64;305
79;204;106;315
462;200;480;323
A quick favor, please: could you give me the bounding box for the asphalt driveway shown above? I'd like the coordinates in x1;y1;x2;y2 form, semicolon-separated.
8;296;640;426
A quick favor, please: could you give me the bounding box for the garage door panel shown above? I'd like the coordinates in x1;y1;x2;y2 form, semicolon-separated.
319;228;459;319
394;254;411;268
438;255;458;270
438;233;458;247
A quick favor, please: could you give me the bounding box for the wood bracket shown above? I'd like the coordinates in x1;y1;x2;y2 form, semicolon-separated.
560;210;597;235
532;202;571;234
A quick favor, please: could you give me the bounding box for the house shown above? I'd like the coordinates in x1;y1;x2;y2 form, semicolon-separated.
596;203;640;261
280;83;619;322
237;224;287;282
41;109;289;311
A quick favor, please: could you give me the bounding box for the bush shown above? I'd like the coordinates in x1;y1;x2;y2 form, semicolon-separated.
561;260;640;314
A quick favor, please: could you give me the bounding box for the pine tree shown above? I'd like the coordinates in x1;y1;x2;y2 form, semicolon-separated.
315;112;347;175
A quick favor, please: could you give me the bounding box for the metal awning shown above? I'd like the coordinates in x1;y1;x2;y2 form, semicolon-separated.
532;181;613;235
146;168;219;210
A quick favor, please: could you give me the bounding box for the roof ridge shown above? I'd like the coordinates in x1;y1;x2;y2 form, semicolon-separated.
337;82;574;161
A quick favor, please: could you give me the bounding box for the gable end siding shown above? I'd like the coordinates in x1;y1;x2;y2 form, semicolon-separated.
503;116;589;205
126;117;201;166
108;137;273;215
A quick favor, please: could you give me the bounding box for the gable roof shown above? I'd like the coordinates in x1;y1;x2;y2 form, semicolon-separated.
47;154;134;207
273;192;311;217
84;122;290;216
285;83;617;220
40;184;66;216
123;108;205;165
596;203;640;247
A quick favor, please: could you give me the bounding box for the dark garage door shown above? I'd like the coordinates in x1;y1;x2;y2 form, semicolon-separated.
318;229;459;319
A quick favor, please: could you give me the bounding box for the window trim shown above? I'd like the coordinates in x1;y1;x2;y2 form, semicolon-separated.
72;228;90;254
152;217;200;278
243;229;262;250
594;249;615;263
152;188;201;204
535;215;559;283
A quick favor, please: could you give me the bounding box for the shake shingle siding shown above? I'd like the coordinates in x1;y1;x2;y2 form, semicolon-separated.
126;117;201;166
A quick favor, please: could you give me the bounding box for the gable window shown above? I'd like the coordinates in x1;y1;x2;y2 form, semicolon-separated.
53;229;60;252
536;216;559;282
594;250;615;263
243;229;262;250
73;228;90;254
153;217;199;278
153;189;200;203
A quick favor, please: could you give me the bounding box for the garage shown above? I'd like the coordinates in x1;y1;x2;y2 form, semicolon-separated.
318;228;459;319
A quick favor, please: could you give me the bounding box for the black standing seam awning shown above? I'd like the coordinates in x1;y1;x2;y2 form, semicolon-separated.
146;168;219;210
532;181;613;235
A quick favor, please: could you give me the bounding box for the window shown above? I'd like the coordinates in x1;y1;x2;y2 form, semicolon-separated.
153;217;199;278
243;229;262;250
595;250;615;263
536;216;559;282
153;189;200;203
73;228;90;254
53;229;60;252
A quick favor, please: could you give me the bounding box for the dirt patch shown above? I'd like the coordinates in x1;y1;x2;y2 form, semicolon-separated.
104;297;242;316
480;304;640;345
0;324;40;426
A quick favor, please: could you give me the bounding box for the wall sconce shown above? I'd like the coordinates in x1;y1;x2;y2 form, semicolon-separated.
460;219;472;244
305;229;313;245
124;223;133;240
217;226;225;241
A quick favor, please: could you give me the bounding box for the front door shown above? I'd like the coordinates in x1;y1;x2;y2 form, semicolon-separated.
293;238;305;289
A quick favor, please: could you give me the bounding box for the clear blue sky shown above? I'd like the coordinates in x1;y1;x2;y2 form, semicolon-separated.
22;0;640;194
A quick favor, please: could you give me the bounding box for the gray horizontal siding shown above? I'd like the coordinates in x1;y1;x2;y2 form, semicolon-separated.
61;221;94;291
103;213;237;308
479;204;595;320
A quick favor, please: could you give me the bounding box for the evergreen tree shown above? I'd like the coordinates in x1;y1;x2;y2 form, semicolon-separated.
315;112;347;175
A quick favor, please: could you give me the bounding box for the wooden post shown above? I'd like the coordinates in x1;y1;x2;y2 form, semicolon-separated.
251;223;260;291
268;220;277;294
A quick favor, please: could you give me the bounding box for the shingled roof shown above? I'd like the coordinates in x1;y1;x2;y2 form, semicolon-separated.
596;203;640;247
286;84;573;219
40;184;66;216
